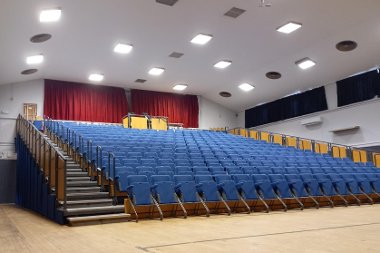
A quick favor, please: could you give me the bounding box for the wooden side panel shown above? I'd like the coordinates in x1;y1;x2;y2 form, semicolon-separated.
352;150;361;163
57;157;65;202
240;129;247;137
151;118;168;131
122;117;129;128
249;130;258;140
130;117;148;129
273;134;283;145
286;137;297;148
315;142;328;154
261;132;270;143
300;140;312;151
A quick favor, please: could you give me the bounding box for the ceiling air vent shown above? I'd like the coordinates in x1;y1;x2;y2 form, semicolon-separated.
30;33;52;43
219;91;232;98
169;52;184;58
156;0;178;6
336;40;357;52
135;79;147;83
266;71;282;79
224;7;246;18
21;69;38;75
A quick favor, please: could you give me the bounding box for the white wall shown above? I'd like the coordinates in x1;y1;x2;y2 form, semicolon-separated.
198;96;237;130
0;79;44;155
253;96;380;148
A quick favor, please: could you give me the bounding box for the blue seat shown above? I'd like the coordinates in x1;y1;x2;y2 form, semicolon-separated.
313;174;336;196
194;175;220;202
251;174;276;199
214;175;240;201
284;174;309;198
268;174;293;199
300;173;323;197
125;175;153;205
151;175;177;204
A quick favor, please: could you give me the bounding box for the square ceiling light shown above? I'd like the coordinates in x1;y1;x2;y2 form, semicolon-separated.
114;43;133;54
276;22;302;34
88;73;104;82
39;9;62;22
26;54;44;65
173;84;188;91
238;83;255;92
214;60;232;69
295;58;316;70
148;67;165;76
191;34;213;45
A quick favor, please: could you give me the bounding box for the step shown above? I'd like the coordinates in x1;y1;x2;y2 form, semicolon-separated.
67;213;130;226
66;186;101;193
65;198;113;208
67;172;88;177
67;177;91;181
67;181;98;187
67;163;81;169
64;205;125;216
67;169;84;173
66;192;110;200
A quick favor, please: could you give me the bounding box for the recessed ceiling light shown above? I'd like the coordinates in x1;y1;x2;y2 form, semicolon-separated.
191;34;213;45
26;55;44;65
21;69;38;75
88;73;104;82
114;43;133;54
30;33;52;43
148;67;165;76
214;60;232;69
173;84;188;91
219;91;232;98
169;52;184;58
39;9;62;23
295;58;316;70
276;22;302;34
238;83;255;92
336;40;358;52
135;79;147;83
266;71;282;79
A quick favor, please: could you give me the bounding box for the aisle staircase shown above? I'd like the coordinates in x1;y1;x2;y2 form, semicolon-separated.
49;140;129;226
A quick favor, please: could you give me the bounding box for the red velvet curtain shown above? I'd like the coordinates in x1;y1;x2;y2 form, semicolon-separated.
44;79;128;123
131;89;199;128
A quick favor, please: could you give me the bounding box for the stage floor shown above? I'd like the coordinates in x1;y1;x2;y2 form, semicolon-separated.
1;203;380;253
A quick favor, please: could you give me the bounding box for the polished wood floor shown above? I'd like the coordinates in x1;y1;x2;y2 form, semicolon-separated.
1;204;380;253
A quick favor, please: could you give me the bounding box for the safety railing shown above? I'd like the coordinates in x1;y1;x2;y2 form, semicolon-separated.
228;127;380;168
17;115;68;208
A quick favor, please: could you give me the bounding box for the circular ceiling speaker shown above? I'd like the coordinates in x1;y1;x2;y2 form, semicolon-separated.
30;33;52;43
266;71;282;79
336;40;357;52
219;91;232;98
21;69;38;75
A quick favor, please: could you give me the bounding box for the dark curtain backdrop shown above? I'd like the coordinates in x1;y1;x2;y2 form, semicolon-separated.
337;70;380;107
245;86;328;128
44;79;128;123
131;89;199;128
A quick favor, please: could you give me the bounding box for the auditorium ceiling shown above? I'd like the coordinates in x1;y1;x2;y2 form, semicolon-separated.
1;0;380;111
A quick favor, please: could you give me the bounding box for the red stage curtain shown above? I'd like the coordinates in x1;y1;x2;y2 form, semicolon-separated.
44;79;128;123
131;89;199;128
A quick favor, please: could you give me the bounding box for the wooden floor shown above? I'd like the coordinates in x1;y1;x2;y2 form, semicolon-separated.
1;204;380;253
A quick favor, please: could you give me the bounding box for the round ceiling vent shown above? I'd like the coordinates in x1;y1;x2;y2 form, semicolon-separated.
21;69;38;75
30;33;52;43
336;40;357;52
266;71;282;79
219;91;232;98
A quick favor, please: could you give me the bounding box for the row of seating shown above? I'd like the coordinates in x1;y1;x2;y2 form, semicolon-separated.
120;172;380;220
